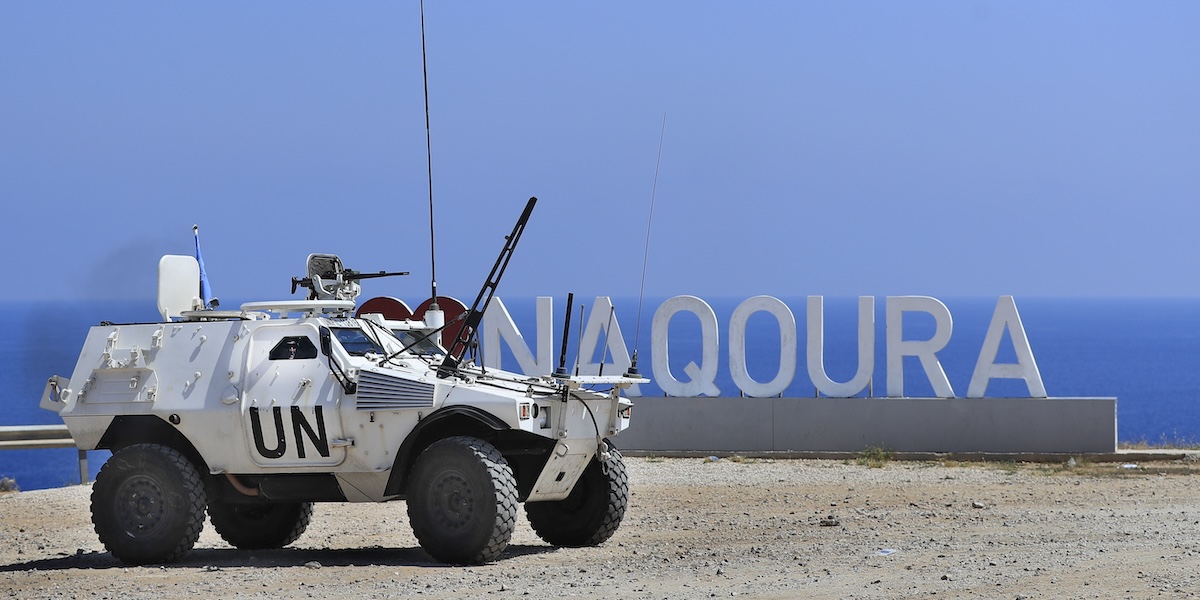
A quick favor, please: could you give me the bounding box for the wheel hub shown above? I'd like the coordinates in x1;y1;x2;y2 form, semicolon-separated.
431;471;474;529
116;476;166;535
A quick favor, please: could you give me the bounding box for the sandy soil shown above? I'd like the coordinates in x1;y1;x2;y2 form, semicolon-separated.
3;456;1200;599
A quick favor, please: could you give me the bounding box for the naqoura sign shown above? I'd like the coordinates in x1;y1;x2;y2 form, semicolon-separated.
481;295;1045;399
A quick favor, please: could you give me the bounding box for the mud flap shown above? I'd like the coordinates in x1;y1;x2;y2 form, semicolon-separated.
526;442;593;502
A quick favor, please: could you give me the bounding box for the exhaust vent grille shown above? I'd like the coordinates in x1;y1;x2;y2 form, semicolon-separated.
356;370;435;411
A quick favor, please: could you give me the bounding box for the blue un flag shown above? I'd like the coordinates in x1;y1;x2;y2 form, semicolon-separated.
193;225;217;309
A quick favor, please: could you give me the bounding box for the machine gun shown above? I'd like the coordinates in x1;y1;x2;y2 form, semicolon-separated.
291;254;409;301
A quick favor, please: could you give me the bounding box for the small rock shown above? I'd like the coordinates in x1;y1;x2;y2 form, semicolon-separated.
305;561;322;569
819;515;840;527
972;501;985;509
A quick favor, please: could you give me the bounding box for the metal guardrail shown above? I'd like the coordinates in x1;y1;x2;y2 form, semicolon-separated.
0;424;89;485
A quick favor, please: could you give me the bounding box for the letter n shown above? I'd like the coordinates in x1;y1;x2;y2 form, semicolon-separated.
291;405;330;458
250;406;287;459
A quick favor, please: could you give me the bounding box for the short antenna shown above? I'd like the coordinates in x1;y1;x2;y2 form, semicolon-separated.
626;114;667;377
554;293;574;378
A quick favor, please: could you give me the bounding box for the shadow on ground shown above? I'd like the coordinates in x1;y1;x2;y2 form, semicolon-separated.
0;544;558;572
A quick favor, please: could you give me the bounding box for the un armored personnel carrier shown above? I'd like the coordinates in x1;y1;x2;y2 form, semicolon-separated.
41;199;644;565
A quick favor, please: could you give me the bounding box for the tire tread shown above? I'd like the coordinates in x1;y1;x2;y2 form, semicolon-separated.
91;443;206;565
407;436;517;564
208;501;313;550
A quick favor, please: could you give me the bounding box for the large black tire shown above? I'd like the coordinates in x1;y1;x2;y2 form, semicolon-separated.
406;436;517;564
526;443;628;547
208;501;313;549
91;443;207;565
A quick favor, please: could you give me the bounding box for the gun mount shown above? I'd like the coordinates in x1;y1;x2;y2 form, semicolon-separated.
291;254;409;301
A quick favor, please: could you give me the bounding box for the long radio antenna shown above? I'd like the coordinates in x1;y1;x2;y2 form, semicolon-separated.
420;0;439;309
626;114;667;377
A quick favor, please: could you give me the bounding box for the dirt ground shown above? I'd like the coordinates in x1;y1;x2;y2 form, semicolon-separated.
3;456;1200;599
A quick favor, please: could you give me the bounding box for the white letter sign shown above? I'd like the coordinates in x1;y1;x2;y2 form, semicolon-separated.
576;296;639;395
967;295;1047;398
483;296;553;375
886;296;955;398
652;295;721;397
483;293;1050;401
807;296;875;397
729;296;796;397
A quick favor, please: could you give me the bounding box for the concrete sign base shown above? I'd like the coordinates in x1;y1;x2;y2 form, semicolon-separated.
616;397;1116;454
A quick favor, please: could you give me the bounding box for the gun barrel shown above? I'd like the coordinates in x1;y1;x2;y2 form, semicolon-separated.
348;271;410;280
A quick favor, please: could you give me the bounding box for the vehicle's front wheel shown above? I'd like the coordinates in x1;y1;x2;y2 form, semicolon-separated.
526;442;628;547
91;443;207;565
406;436;517;564
208;501;313;549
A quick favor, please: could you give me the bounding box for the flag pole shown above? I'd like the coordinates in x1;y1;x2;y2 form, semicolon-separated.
193;224;218;309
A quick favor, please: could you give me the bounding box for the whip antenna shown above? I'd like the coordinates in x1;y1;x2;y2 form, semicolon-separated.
626;114;667;377
554;293;575;378
420;0;439;312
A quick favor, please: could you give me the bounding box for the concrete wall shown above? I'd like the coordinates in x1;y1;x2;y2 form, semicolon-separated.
616;396;1116;454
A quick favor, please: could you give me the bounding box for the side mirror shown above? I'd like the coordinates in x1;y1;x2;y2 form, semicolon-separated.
319;327;332;356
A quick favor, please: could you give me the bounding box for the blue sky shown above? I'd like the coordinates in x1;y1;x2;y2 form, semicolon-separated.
2;2;1197;303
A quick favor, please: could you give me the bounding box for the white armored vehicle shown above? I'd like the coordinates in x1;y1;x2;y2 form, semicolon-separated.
42;198;645;565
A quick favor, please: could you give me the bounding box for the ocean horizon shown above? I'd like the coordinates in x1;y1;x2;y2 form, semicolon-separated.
3;295;1199;490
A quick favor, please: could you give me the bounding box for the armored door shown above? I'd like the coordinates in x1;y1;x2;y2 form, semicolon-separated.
243;323;347;467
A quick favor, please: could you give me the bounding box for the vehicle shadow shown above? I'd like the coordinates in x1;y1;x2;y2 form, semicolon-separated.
0;543;558;572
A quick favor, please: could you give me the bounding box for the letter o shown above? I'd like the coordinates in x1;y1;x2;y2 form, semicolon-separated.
729;296;796;397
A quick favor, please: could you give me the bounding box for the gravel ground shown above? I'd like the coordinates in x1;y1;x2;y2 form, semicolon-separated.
3;456;1200;599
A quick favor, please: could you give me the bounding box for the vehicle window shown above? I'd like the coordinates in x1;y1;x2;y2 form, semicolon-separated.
391;330;445;355
269;336;318;360
332;328;385;357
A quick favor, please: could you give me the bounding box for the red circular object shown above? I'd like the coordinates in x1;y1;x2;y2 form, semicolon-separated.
355;296;413;320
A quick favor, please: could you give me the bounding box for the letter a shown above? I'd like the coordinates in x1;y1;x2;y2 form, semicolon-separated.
967;296;1047;398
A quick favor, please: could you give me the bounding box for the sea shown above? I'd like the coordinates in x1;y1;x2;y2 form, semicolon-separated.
3;296;1199;491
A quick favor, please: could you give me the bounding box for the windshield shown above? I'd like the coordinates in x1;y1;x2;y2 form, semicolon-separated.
391;329;445;356
331;327;386;357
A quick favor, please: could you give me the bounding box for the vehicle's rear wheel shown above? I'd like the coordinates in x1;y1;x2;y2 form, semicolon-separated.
91;443;207;565
406;436;517;564
208;500;313;549
526;442;628;547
